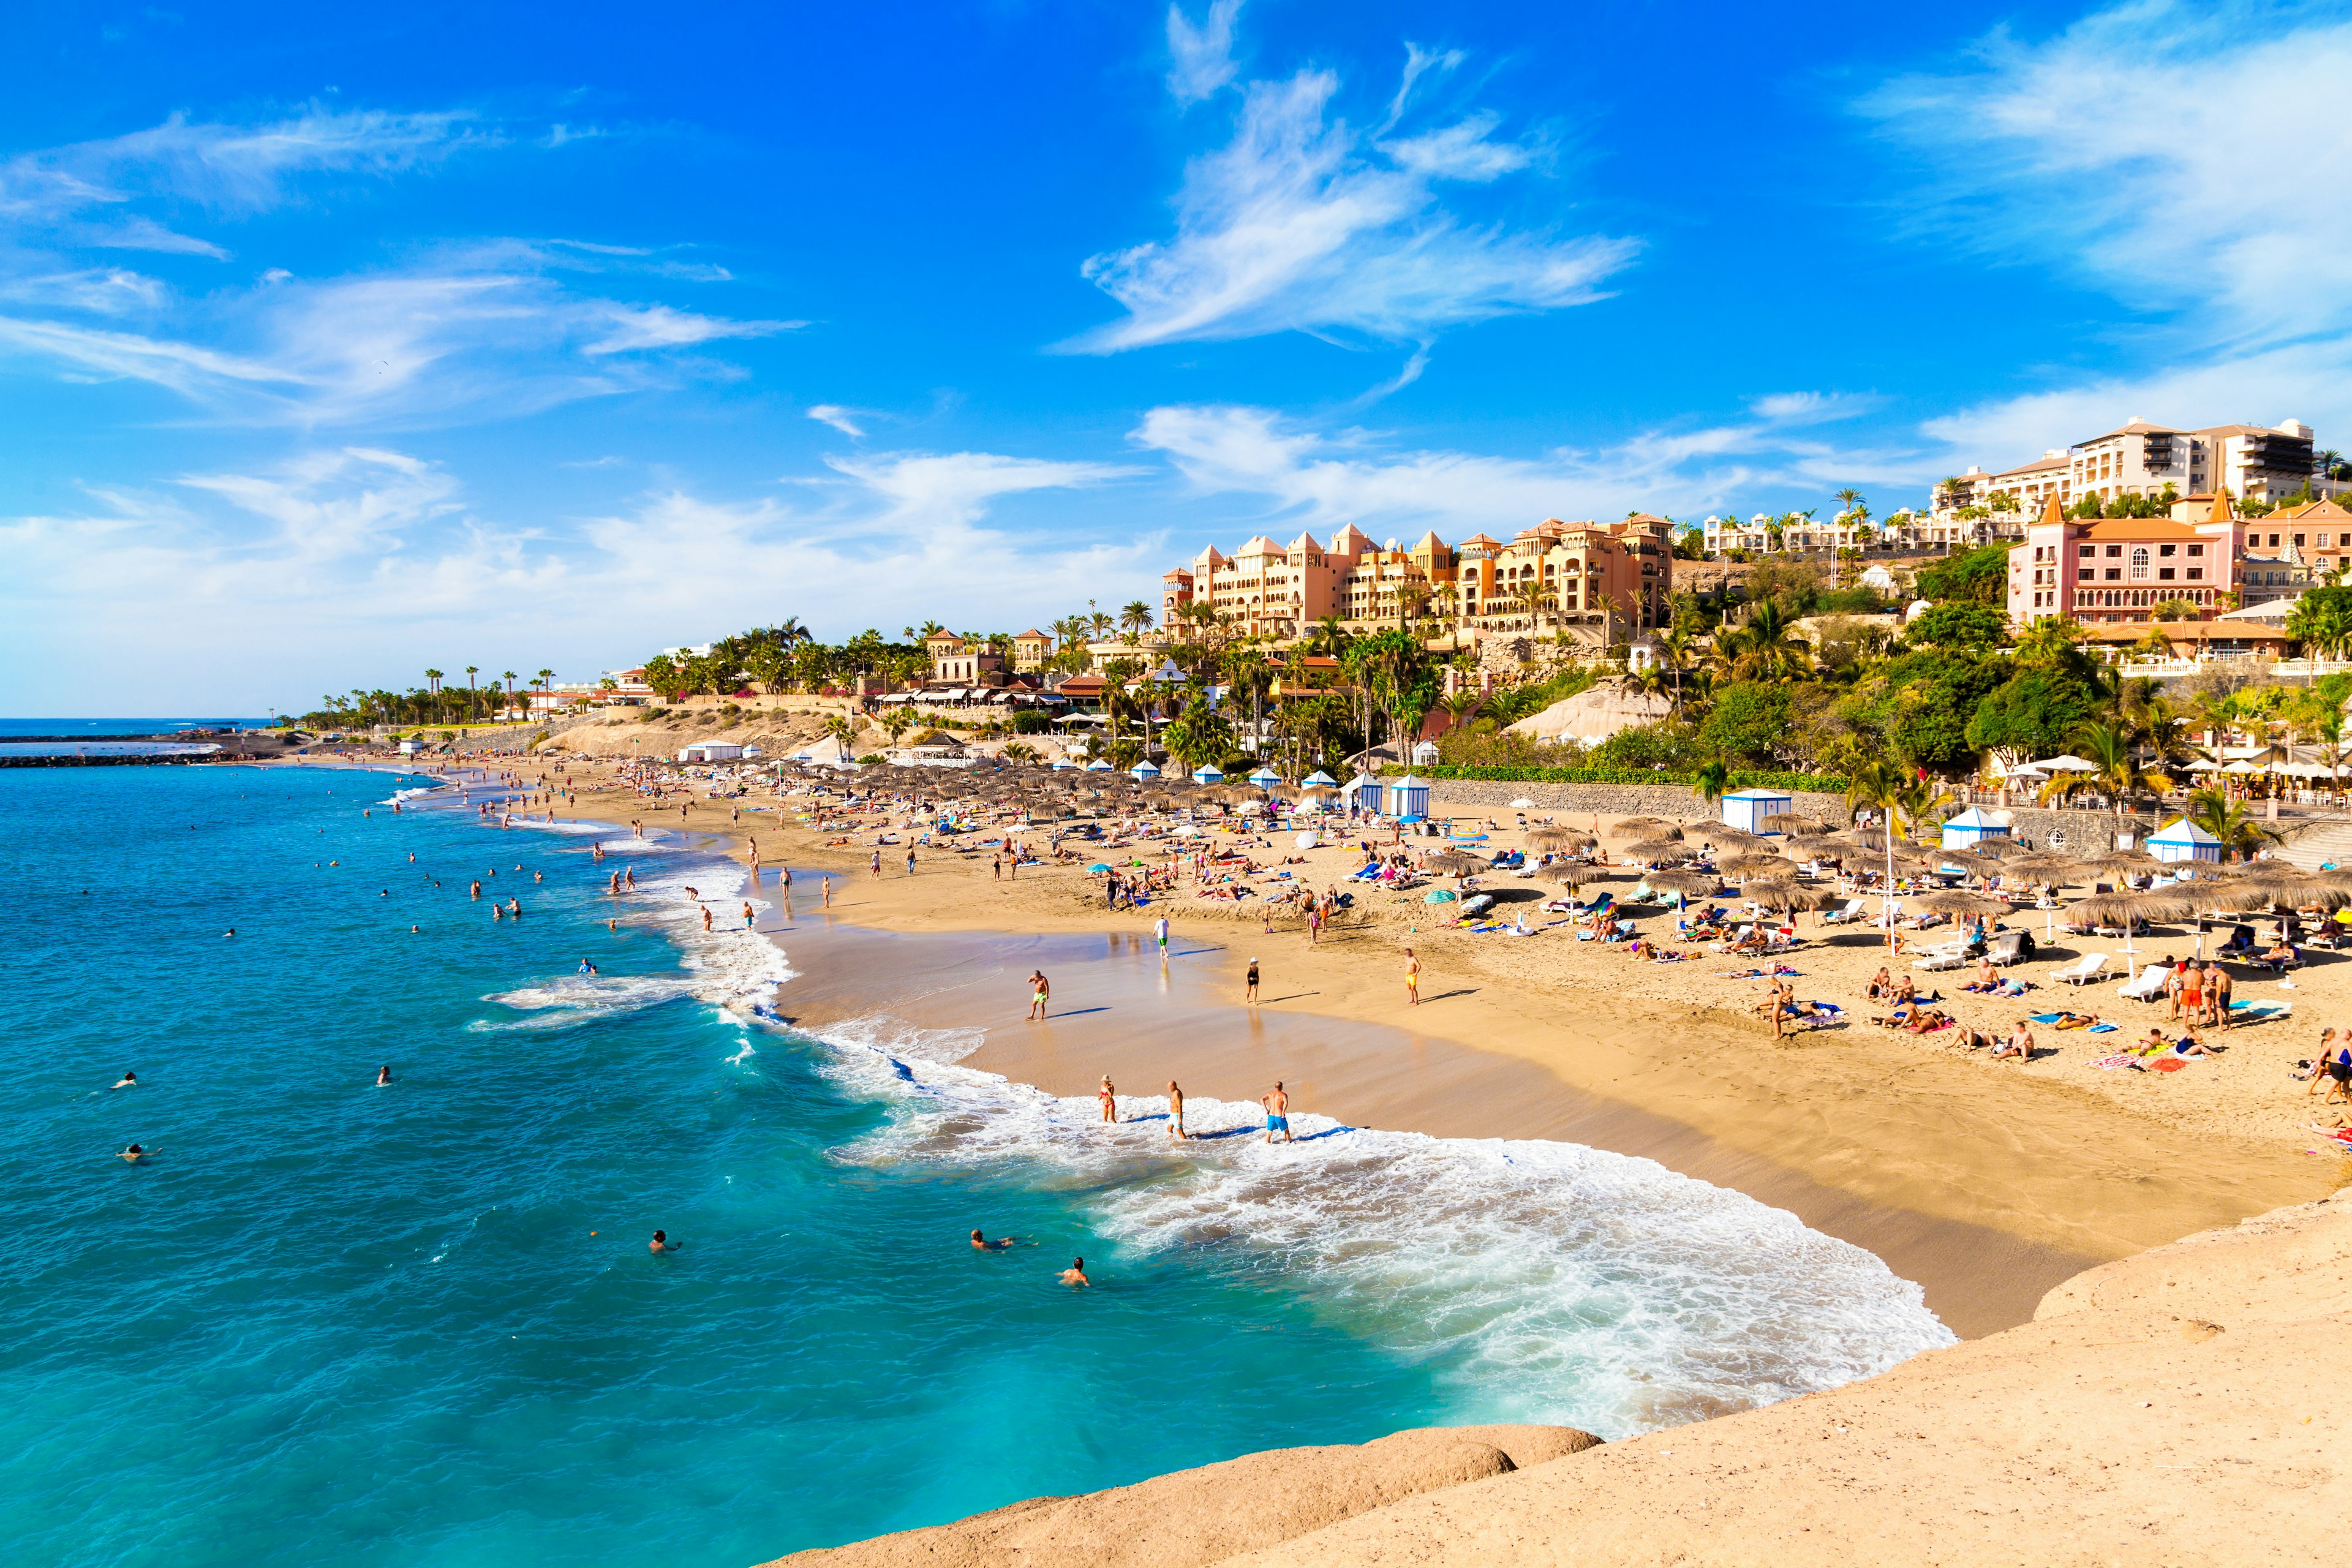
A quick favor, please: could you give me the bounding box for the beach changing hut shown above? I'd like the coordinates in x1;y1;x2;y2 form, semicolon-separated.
2148;817;2223;864
1346;771;1383;813
679;742;744;763
1191;764;1225;785
1129;759;1161;780
1411;739;1441;766
1302;769;1337;788
1248;765;1281;788
1084;758;1114;772
1721;788;1792;835
1939;805;2013;850
1385;772;1431;822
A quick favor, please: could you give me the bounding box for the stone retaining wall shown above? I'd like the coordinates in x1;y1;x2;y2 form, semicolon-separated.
1426;780;1852;825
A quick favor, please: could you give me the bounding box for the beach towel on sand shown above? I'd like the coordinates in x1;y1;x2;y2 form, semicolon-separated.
2090;1054;2137;1070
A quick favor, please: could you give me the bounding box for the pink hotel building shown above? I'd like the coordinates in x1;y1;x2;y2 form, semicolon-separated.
2007;493;2249;627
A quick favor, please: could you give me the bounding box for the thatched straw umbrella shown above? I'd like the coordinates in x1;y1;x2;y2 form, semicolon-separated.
1642;867;1722;900
1525;826;1596;854
1744;878;1843;918
1783;832;1847;860
1610;817;1682;839
2067;888;2203;977
1719;852;1790;879
1426;850;1488;877
1623;839;1698;864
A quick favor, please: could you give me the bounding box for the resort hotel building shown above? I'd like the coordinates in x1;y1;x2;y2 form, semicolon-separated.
1161;516;1673;641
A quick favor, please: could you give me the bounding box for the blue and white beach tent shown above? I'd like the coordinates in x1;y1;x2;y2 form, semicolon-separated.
1347;771;1383;812
2148;817;2223;864
1385;772;1431;822
1191;764;1224;785
1721;788;1793;834
1939;805;2013;850
1248;766;1281;788
1302;769;1338;788
1051;758;1076;770
1129;759;1161;780
1084;758;1114;772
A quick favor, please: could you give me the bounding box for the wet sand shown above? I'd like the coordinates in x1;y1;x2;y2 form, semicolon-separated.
760;892;2089;1338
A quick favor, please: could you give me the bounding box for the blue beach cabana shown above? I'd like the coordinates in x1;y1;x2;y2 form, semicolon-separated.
1129;759;1161;780
1191;764;1224;785
1721;788;1793;835
1939;805;2013;851
2148;817;2223;864
1084;758;1114;772
1385;772;1431;822
1248;766;1281;788
1302;769;1338;788
1347;771;1382;812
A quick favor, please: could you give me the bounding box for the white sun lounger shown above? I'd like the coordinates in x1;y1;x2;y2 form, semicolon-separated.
1817;897;1868;925
2050;952;2109;987
2116;962;2171;1002
1913;941;1973;972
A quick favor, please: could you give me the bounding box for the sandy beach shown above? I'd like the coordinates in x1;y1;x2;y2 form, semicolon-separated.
350;747;2352;1561
476;749;2340;1267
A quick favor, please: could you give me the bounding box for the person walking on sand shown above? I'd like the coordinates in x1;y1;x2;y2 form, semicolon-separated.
1098;1075;1118;1123
1245;957;1260;1004
871;849;883;880
1167;1080;1185;1139
1404;949;1421;1006
1155;914;1169;959
1028;970;1050;1020
1260;1082;1291;1144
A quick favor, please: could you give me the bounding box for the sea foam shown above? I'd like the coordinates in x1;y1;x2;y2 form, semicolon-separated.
802;1014;1956;1439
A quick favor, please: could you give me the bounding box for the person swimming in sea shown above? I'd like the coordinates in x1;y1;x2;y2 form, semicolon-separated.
113;1070;137;1089
970;1229;1014;1251
1060;1257;1090;1286
376;1065;393;1085
119;1143;147;1163
649;1230;679;1254
578;959;599;976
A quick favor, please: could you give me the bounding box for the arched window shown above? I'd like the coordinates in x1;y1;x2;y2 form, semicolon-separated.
2130;547;2149;579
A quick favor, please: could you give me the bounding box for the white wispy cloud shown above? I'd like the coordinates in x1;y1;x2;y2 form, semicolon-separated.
1133;398;1894;530
1863;0;2352;348
806;404;865;437
1861;0;2352;469
0;107;490;253
1;444;1158;710
0;255;796;427
1069;56;1634;352
1167;1;1246;106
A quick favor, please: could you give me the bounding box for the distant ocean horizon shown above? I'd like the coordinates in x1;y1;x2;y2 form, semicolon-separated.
0;716;275;736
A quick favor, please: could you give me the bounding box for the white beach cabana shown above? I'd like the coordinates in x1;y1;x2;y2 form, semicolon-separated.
1939;805;2013;850
1385;772;1431;822
1722;788;1793;835
2147;818;2223;864
1347;771;1383;813
1191;764;1224;785
1129;760;1161;780
1248;765;1281;788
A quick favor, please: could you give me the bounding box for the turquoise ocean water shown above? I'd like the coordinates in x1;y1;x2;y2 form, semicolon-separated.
2;763;1953;1567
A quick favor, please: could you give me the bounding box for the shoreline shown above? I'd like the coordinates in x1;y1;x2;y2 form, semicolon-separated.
328;752;2342;1331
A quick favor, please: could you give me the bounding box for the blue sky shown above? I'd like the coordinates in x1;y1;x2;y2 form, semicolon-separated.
7;0;2352;714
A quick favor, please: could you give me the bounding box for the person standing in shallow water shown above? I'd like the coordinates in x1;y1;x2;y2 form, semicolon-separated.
1098;1074;1117;1123
1166;1080;1185;1139
1260;1082;1291;1144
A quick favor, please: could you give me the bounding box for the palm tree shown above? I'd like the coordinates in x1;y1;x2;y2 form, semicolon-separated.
881;707;915;744
1846;758;1950;950
1834;488;1864;523
502;672;518;715
1118;600;1155;639
1691;756;1732;811
823;714;855;749
1303;616;1354;660
464;665;480;723
1655;626;1698;712
2185;786;2280;859
1086;601;1113;641
1223;646;1276;758
2044;721;2173;839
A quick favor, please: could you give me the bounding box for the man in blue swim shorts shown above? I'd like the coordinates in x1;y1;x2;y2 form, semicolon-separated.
1260;1080;1291;1144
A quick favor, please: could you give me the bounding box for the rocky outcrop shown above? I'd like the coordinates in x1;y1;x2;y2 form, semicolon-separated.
760;1425;1601;1568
